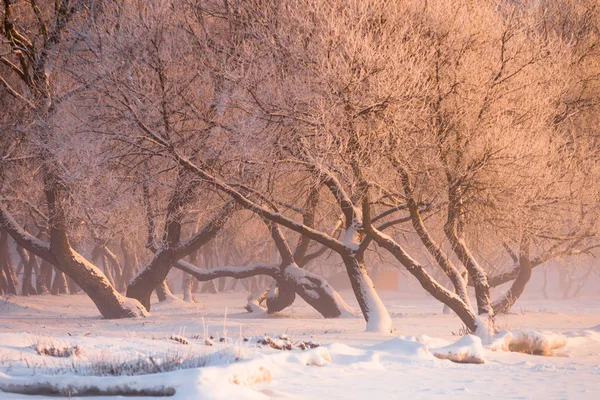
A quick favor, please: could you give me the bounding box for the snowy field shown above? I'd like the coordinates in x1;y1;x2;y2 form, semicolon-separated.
1;290;599;399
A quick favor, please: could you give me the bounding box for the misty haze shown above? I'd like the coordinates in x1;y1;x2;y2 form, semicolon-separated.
1;0;599;399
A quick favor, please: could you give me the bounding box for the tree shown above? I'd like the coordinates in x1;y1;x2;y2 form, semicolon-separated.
0;0;146;318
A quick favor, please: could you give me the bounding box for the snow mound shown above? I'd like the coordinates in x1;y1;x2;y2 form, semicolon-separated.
370;337;429;358
508;330;567;356
430;334;485;364
326;343;383;369
399;334;450;348
292;347;332;367
486;330;513;352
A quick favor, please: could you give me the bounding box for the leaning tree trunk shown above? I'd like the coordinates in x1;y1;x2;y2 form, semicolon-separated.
363;208;479;333
0;183;147;318
45;181;147;317
127;196;234;310
1;268;7;295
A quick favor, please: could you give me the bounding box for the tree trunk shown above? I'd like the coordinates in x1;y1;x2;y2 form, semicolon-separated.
182;273;195;302
120;238;138;287
101;253;116;288
36;258;53;294
66;275;79;294
200;280;218;293
51;271;68;295
16;246;37;296
0;229;18;295
155;280;174;302
444;206;493;317
101;245;125;292
1;267;7;295
182;250;197;302
492;239;533;314
22;253;37;296
541;267;549;299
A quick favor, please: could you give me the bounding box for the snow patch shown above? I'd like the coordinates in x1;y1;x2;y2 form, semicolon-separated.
486;330;513;352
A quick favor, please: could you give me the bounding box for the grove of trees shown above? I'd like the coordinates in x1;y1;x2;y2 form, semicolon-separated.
1;0;599;336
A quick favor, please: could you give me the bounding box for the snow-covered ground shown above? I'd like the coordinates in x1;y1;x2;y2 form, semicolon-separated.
1;290;599;399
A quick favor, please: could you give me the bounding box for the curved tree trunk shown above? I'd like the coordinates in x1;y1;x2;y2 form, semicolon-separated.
127;194;234;310
0;187;147;319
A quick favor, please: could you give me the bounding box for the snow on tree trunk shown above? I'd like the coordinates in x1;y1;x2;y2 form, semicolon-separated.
364;226;478;333
474;314;498;345
340;253;392;333
245;282;270;313
282;263;356;318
